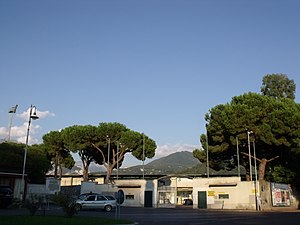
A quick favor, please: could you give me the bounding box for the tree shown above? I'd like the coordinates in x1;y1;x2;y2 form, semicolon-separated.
26;144;53;183
92;122;157;183
261;73;296;100
61;125;101;181
193;92;300;181
0;142;51;183
43;131;75;179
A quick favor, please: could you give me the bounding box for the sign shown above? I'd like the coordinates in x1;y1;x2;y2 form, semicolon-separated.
116;189;124;204
46;178;60;194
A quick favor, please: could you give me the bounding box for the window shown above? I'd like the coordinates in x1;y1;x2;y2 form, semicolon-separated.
86;195;96;201
218;194;229;199
96;195;106;201
126;195;134;200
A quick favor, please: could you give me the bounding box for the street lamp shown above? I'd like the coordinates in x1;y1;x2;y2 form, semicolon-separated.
142;133;145;179
253;139;259;210
20;105;39;201
7;104;18;141
247;130;253;181
106;136;110;184
206;124;210;178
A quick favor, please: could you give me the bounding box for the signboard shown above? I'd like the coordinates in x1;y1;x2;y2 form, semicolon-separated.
46;178;60;194
271;182;291;207
208;191;215;196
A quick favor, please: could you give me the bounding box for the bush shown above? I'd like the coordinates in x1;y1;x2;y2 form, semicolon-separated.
24;195;43;216
51;192;77;217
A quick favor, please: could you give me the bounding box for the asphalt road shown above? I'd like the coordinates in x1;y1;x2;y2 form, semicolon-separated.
1;206;300;225
79;206;300;225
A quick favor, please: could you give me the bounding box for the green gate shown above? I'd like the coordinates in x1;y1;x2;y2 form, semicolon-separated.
198;191;207;209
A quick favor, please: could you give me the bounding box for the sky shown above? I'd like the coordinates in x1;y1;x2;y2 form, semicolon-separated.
0;0;300;167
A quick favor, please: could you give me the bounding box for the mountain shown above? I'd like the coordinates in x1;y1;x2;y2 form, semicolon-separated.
57;151;200;176
114;151;200;175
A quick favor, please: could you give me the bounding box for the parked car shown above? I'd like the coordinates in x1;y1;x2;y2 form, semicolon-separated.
0;185;13;208
183;199;193;205
77;192;100;200
75;193;116;212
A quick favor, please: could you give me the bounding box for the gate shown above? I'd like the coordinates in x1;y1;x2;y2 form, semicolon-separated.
198;191;207;209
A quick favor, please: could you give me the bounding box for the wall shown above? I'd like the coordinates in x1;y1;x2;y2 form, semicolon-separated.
190;177;257;210
81;179;157;208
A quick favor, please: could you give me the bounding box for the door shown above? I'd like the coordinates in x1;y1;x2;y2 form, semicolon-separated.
144;191;153;207
198;191;207;209
83;195;97;208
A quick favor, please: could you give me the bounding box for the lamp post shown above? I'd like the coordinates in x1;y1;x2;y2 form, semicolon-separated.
206;125;209;178
142;134;145;179
20;105;39;201
253;139;259;210
106;136;110;184
236;136;240;177
116;141;120;180
247;130;253;181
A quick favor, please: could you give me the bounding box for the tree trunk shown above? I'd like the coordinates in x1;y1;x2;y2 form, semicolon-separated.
82;161;90;181
58;162;62;179
258;159;267;180
105;165;113;184
54;153;58;179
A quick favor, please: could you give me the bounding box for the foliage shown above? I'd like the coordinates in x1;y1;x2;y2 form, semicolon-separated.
0;142;51;183
94;122;157;183
193;92;300;181
261;73;296;100
51;192;77;218
23;194;43;216
265;165;296;184
61;125;103;181
43;131;75;179
61;122;157;183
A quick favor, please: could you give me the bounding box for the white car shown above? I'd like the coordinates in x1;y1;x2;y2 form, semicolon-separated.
75;194;117;212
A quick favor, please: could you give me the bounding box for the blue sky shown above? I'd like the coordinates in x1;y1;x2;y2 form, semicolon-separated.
0;0;299;167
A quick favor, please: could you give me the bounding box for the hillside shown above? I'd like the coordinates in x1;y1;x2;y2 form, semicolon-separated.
115;151;200;175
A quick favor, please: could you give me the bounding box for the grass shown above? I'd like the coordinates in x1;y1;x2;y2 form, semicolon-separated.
0;215;132;225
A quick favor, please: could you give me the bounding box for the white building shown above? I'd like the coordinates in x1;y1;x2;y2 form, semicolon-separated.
77;176;296;210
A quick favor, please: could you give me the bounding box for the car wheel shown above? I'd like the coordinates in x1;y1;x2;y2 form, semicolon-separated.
104;205;112;212
74;203;82;211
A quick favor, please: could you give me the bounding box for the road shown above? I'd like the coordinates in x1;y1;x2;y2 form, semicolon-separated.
78;206;300;225
1;206;299;225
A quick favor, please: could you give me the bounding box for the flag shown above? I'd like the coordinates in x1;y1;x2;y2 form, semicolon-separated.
8;105;18;113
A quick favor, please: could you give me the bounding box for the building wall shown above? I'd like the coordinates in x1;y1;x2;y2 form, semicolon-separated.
81;179;158;208
60;177;104;186
49;175;299;210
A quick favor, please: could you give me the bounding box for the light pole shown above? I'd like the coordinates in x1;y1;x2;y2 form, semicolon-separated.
253;139;259;210
247;130;253;181
106;136;110;184
21;105;39;201
236;136;240;177
206;125;209;178
7;104;18;141
116;141;119;180
142;134;145;179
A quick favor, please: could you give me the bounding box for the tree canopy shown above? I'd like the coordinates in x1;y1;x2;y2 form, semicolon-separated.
0;142;51;183
193;92;300;182
43;131;75;179
261;73;296;100
60;122;157;183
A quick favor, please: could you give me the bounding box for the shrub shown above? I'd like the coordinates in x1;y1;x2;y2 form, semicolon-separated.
51;192;77;217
